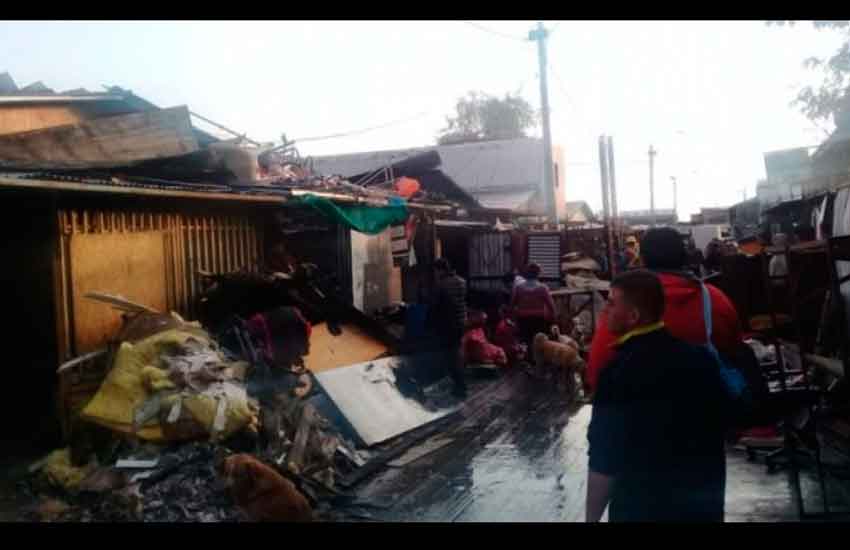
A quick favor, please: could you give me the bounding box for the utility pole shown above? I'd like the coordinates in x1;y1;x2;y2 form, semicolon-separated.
529;22;558;226
671;176;678;223
607;136;619;244
648;145;657;226
599;136;615;277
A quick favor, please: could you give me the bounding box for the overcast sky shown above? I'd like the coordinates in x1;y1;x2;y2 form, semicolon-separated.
0;20;844;217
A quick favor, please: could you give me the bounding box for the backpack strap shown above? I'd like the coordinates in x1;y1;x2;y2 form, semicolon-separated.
701;282;713;347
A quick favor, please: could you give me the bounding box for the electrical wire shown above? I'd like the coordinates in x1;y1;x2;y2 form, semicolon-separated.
291;110;431;144
462;21;528;43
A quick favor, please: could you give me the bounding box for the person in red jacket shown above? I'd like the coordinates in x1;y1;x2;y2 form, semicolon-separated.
586;227;743;393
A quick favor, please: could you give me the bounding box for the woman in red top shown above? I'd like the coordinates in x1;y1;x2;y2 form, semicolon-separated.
510;263;558;347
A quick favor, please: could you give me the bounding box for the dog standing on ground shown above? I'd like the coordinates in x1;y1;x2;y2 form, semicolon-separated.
533;331;585;398
218;453;313;522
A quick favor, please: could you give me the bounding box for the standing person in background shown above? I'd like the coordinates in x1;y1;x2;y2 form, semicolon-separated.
510;263;558;348
620;236;641;271
768;233;789;282
704;238;724;273
686;237;705;277
430;258;468;398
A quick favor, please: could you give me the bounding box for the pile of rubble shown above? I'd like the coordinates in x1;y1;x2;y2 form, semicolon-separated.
18;302;368;522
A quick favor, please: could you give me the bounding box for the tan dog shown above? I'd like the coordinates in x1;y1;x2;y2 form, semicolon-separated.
218;454;313;522
533;332;585;398
550;325;580;351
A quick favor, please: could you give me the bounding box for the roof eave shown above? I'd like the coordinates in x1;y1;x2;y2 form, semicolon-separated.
0;95;129;104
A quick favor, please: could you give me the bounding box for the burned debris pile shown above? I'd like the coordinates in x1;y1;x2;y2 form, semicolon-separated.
17;294;389;522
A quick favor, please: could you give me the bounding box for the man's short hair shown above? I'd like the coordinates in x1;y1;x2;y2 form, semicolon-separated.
525;263;542;278
433;258;452;272
611;269;665;324
641;227;687;270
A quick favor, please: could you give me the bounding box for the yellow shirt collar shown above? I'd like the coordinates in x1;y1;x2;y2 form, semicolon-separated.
612;321;666;347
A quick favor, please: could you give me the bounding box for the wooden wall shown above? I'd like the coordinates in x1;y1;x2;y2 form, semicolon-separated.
55;204;265;358
0;104;86;135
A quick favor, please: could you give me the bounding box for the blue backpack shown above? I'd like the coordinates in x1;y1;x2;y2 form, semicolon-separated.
700;281;754;422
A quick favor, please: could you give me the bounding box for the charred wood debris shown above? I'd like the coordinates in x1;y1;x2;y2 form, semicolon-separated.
18;252;422;523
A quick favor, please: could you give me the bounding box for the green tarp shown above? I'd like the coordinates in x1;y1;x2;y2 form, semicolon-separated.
297;194;409;235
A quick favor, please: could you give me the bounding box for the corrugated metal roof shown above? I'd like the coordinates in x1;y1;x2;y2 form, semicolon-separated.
0;72;117;100
475;188;537;211
311;137;545;213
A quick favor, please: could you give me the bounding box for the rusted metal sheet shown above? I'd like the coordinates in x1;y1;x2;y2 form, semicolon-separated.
468;232;511;291
0;106;199;169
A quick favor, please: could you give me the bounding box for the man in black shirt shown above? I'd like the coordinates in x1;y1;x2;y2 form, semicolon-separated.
431;258;468;398
586;269;728;522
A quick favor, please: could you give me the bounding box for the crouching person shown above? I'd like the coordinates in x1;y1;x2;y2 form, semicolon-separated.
586;270;728;523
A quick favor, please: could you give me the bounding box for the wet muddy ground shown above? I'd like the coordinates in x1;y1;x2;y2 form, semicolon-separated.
3;368;850;522
341;369;850;522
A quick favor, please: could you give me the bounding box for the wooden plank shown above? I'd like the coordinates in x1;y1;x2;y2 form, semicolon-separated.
0;104;85;136
215;217;224;275
0;106;200;169
237;220;246;269
304;322;390;374
248;223;257;271
186;218;198;320
207;216;221;273
164;229;175;312
203;217;212;275
223;217;233;273
69;231;168;353
54;211;71;361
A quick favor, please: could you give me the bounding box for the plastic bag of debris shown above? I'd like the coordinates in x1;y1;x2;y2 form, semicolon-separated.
39;448;98;492
81;328;257;442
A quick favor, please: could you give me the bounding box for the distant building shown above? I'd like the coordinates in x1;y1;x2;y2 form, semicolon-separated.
691;207;731;225
728;197;761;241
619;208;677;227
564;201;596;226
757;147;811;207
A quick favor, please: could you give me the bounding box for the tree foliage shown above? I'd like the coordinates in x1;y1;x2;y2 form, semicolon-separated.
437;91;538;145
770;21;850;124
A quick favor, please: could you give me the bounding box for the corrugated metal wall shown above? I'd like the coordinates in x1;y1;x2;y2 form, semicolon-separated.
527;232;562;289
55;207;263;359
468;232;512;291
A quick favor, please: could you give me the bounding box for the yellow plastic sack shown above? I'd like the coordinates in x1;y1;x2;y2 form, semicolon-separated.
80;328;253;442
42;448;97;492
80;329;211;441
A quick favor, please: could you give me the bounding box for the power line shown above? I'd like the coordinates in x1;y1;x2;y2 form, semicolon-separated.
292;110;432;144
462;21;528;43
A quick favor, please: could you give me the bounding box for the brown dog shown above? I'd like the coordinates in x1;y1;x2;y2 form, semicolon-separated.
533;332;585;397
218;454;313;522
